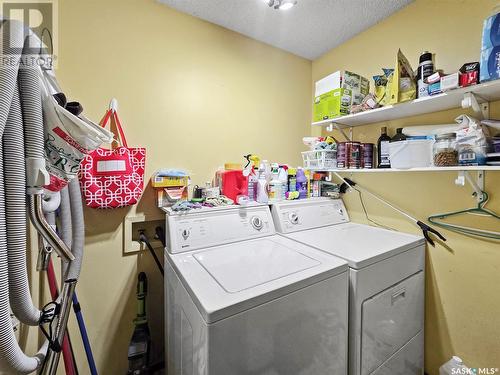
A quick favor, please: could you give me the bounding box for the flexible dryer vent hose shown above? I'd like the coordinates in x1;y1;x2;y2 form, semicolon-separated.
0;20;84;374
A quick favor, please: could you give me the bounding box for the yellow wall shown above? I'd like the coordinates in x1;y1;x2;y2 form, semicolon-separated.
24;0;312;373
312;0;500;373
17;0;500;374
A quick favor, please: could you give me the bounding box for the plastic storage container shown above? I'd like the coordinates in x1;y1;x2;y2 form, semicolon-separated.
301;148;337;169
388;139;434;169
433;133;458;166
439;356;470;375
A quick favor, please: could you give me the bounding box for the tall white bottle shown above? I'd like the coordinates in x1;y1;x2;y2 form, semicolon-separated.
255;164;269;204
439;357;470;375
268;164;282;202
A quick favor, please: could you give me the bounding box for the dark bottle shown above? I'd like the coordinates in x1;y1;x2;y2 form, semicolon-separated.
391;128;407;142
377;126;391;168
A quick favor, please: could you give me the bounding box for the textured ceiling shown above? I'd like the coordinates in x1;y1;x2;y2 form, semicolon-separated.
157;0;413;60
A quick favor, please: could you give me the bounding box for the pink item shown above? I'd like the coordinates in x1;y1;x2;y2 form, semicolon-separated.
216;170;248;202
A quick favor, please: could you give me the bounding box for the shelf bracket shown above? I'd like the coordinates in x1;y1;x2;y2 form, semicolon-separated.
454;170;485;203
461;92;489;119
333;123;352;141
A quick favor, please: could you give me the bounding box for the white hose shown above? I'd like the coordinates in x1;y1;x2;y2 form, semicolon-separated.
0;20;47;373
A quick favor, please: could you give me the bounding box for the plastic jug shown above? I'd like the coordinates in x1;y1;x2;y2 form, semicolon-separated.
296;168;308;199
216;167;248;202
439;356;470;375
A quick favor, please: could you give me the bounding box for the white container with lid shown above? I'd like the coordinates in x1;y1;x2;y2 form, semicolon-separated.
388;139;434;169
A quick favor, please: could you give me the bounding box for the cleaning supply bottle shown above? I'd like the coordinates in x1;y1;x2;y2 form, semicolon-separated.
288;168;297;192
377;126;391;168
256;163;269;204
296;168;308;199
243;154;260;201
268;163;282;202
439;357;470;375
278;166;288;200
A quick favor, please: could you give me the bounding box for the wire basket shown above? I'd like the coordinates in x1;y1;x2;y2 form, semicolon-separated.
302;149;337;169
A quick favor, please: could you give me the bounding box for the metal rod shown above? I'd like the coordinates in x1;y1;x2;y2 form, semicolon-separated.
28;194;74;261
333;172;418;223
41;279;77;375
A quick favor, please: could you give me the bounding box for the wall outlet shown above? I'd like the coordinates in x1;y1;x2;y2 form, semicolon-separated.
123;215;165;254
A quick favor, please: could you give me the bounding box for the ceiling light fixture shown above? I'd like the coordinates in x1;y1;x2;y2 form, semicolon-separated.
262;0;297;10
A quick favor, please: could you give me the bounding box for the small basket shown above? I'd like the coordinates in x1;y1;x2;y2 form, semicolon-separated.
302;149;337;169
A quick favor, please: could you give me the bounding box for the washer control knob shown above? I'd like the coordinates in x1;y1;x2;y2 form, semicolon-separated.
289;212;299;224
251;216;263;230
181;229;190;240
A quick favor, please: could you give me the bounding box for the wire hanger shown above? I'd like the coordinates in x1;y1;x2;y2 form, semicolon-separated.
428;172;500;240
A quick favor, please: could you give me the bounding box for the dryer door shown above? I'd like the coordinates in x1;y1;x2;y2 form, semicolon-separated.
361;271;424;375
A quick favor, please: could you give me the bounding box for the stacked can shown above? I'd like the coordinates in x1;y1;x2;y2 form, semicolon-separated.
337;142;348;169
336;142;374;169
361;143;374;169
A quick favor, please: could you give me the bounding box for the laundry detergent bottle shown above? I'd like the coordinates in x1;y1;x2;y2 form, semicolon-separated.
296;167;308;199
278;166;288;200
268;163;282;202
255;163;269;204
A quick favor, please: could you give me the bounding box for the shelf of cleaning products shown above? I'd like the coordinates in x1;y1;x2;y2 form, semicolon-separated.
312;79;500;128
309;166;500;173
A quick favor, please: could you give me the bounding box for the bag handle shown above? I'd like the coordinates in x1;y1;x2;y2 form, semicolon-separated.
98;100;129;149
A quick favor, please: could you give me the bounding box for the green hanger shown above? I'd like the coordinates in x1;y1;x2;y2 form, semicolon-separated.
428;189;500;240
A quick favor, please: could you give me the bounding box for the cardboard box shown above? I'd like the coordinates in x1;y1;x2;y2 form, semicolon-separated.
313;71;369;121
151;175;189;188
482;12;500;50
156;187;188;207
480;46;500;82
441;73;459;92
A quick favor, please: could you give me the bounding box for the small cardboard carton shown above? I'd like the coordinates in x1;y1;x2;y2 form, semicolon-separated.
313;71;369;121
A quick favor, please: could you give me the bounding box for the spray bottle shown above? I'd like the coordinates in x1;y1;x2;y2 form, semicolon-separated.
243;154;260;201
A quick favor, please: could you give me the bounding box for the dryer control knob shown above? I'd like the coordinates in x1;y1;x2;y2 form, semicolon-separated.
181;229;190;240
289;212;299;224
251;216;263;230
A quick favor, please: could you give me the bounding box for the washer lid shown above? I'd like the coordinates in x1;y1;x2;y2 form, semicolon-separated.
193;239;320;293
166;235;348;323
285;223;425;269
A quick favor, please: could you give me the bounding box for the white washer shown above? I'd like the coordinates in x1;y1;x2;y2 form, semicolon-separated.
271;198;426;375
164;204;349;375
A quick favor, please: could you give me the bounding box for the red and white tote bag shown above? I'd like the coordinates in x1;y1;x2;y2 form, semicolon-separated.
79;108;146;209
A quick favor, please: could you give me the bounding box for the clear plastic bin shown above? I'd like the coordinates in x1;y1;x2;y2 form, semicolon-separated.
302;149;337;169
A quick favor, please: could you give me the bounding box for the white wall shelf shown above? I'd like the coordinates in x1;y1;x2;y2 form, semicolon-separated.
312;79;500;128
310;166;500;173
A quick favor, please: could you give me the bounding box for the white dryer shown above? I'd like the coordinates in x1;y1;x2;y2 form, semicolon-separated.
271;199;426;375
164;204;349;375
